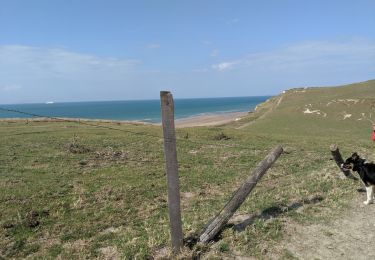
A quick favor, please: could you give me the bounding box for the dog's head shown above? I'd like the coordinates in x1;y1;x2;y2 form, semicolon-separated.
342;152;363;171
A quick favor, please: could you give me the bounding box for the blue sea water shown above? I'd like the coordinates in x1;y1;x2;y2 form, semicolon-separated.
0;96;270;123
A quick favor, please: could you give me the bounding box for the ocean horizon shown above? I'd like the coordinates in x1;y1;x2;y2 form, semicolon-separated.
0;96;271;123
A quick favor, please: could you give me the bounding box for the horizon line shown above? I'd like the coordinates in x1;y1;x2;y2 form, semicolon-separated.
0;95;273;106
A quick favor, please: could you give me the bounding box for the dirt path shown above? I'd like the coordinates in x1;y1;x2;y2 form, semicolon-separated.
283;196;375;260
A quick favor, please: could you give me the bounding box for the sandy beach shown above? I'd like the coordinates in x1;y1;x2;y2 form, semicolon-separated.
0;111;249;128
175;111;248;127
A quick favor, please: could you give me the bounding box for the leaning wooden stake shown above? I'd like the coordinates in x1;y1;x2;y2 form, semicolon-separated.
330;144;358;180
199;145;283;244
160;91;183;253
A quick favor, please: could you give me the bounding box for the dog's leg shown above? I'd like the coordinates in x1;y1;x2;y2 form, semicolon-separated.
364;186;374;205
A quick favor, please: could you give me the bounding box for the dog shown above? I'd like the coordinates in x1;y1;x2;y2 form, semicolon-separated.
342;152;375;205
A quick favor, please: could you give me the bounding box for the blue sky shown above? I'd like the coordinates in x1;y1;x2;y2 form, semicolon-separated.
0;0;374;104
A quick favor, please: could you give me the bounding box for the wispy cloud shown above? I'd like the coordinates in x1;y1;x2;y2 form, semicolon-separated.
210;48;219;57
0;45;140;103
1;40;374;104
147;43;160;49
0;45;138;78
1;84;22;92
212;40;375;72
226;18;240;25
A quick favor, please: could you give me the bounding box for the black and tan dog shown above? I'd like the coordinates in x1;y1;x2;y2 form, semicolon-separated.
342;152;375;205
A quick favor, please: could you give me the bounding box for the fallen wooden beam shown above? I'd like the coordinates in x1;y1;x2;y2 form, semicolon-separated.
199;145;283;244
330;144;358;180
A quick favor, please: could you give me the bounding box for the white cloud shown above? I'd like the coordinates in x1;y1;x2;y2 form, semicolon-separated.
211;40;375;73
212;61;238;71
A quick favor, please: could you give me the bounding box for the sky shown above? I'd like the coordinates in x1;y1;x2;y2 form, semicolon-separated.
0;0;374;104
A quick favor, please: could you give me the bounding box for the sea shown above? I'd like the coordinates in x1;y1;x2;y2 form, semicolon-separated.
0;96;270;123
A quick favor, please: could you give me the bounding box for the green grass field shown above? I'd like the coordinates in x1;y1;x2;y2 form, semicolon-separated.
1;80;374;259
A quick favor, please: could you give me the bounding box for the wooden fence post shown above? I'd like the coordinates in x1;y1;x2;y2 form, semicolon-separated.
330;144;358;180
160;91;183;253
199;145;283;244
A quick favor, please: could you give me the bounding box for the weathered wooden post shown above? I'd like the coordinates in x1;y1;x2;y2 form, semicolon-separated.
160;91;183;253
199;145;283;244
330;144;358;180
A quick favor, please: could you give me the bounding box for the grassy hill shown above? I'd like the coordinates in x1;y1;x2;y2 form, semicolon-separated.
234;79;375;150
0;80;374;259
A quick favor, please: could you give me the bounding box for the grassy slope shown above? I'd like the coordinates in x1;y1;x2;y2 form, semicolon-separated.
235;79;375;147
0;80;374;259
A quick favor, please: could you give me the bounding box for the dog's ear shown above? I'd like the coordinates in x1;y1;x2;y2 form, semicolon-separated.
351;152;359;159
